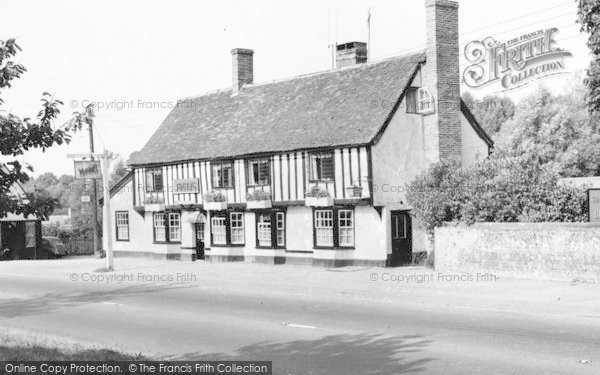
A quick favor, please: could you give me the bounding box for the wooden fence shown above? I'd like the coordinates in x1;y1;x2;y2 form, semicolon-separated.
65;238;96;255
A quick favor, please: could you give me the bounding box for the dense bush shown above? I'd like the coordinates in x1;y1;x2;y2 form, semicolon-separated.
406;155;588;232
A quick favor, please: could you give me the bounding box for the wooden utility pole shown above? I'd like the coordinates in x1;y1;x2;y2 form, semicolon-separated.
87;110;100;256
68;151;115;270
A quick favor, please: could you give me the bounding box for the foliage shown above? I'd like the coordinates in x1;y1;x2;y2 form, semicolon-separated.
109;157;128;188
246;190;272;201
578;0;600;113
203;191;227;203
0;38;88;219
405;155;588;232
305;186;331;198
494;82;600;177
462;92;515;136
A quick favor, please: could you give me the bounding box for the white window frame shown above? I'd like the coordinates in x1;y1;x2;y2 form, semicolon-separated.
247;159;271;186
257;213;272;247
168;212;181;242
115;211;129;241
309;152;334;181
211;217;227;245
230;212;245;245
153;213;166;242
212;162;234;188
338;209;354;247
314;209;334;247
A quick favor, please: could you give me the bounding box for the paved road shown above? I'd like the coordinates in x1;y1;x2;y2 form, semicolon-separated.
1;258;599;374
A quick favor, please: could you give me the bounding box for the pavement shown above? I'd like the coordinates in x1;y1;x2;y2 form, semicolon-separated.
0;256;599;374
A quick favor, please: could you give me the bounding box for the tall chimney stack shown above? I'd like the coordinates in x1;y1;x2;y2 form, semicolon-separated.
423;0;462;164
231;48;254;93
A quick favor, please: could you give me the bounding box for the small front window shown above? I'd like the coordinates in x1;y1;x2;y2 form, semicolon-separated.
338;209;354;247
257;213;272;247
230;212;245;245
315;209;334;247
145;167;163;192
211;217;227;245
212;162;234;188
153;213;166;242
116;211;129;241
309;153;334;181
169;212;181;242
247;159;271;186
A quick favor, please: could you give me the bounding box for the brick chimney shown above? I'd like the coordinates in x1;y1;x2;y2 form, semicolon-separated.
336;42;368;68
423;0;462;164
231;48;254;93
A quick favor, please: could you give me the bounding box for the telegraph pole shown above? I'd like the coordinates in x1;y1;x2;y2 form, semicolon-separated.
87;109;100;257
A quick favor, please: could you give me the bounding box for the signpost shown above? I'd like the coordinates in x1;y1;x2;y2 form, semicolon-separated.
68;150;116;270
588;189;600;223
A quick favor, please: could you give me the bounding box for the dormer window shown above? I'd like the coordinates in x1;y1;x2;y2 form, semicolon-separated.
406;87;435;114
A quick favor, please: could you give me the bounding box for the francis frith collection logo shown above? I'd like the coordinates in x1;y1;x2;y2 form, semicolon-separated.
463;27;573;91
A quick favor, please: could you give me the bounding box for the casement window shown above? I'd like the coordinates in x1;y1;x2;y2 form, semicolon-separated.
115;211;130;241
230;212;245;244
256;210;286;248
168;212;181;242
314;208;355;248
247;159;271;186
153;211;181;243
153;213;166;242
212;161;234;188
211;217;227;245
314;210;334;247
210;212;245;246
338;209;354;247
406;87;434;114
309;152;334;181
145;167;164;192
257;213;272;247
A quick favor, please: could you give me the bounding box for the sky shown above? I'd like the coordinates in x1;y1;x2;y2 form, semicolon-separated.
0;0;590;177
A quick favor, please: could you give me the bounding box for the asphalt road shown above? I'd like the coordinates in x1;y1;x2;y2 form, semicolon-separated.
0;259;599;374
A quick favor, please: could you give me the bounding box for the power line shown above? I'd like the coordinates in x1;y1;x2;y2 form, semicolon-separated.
377;10;581;60
461;2;574;36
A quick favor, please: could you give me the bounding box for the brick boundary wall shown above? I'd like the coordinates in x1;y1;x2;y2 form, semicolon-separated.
434;223;600;283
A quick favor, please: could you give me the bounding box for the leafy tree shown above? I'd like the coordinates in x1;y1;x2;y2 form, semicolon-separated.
0;39;87;219
109;156;128;188
462;92;515;136
494;81;600;177
578;0;600;113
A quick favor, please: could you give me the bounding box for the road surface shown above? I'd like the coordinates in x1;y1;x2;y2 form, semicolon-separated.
0;258;599;374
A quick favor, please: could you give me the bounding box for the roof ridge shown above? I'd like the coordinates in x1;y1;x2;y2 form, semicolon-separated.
179;50;426;102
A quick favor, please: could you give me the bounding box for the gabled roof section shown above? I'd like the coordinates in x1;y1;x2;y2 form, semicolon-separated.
460;100;494;148
129;52;427;166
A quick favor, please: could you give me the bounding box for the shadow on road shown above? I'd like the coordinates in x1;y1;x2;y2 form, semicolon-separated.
176;333;434;374
0;284;194;318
